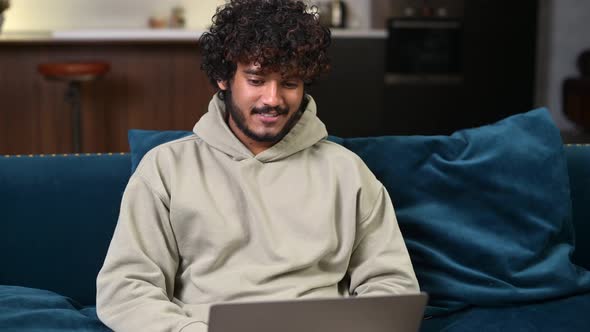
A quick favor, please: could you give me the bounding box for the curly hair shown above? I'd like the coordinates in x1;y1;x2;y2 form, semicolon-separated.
199;0;331;92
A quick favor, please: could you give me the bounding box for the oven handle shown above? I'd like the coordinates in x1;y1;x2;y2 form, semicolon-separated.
390;20;462;29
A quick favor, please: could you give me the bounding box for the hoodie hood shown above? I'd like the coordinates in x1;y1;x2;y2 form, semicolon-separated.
193;94;328;162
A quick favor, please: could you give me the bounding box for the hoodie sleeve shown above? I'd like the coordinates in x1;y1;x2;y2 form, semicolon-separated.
96;174;207;332
348;184;420;296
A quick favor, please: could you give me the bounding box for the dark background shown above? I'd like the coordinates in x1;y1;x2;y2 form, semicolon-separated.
310;0;538;137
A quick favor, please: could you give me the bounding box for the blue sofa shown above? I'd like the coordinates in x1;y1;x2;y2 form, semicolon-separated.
1;109;590;331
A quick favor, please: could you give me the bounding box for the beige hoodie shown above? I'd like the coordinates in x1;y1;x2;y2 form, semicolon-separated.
96;95;419;332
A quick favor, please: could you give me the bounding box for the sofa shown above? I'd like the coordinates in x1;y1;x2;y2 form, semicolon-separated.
1;108;590;331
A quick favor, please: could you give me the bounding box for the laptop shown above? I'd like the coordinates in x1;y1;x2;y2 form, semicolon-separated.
209;292;428;332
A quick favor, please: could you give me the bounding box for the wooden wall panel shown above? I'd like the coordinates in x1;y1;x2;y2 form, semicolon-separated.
0;42;215;154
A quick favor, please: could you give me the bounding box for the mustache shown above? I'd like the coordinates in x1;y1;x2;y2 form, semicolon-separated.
251;105;289;115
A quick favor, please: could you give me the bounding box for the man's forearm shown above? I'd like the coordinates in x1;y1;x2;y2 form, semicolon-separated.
97;175;207;331
348;186;419;295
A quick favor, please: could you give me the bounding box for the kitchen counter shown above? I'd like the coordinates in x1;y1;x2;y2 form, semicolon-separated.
0;28;386;43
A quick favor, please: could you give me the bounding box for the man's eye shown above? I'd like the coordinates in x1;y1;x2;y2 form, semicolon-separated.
249;79;263;86
283;82;299;89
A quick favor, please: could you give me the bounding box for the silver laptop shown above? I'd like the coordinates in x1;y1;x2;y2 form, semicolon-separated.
209;293;428;332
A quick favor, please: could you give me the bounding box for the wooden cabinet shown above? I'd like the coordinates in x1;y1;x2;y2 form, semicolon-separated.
0;40;215;154
0;33;391;154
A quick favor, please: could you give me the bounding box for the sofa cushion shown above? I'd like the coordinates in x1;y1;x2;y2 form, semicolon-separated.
0;285;110;331
344;108;590;316
419;292;590;332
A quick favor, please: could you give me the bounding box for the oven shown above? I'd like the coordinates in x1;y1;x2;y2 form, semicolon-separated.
385;17;464;84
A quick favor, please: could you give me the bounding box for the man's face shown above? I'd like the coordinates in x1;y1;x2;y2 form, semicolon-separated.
218;62;305;152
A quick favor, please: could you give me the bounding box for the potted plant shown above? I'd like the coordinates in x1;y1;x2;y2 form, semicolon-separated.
0;0;10;33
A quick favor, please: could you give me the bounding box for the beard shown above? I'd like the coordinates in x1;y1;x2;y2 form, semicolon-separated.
224;88;307;144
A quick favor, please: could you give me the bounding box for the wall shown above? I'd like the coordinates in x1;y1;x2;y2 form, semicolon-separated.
2;0;224;30
2;0;373;31
537;0;590;131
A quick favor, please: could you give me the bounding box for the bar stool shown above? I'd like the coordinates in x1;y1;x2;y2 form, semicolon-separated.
38;62;110;153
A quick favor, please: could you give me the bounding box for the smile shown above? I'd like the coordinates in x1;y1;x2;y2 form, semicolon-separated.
255;112;283;124
259;113;279;118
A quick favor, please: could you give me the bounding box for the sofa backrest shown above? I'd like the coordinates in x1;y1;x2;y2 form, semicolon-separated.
1;145;589;306
0;153;131;306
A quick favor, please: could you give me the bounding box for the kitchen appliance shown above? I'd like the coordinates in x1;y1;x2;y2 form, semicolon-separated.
385;18;463;84
317;0;347;28
385;0;464;84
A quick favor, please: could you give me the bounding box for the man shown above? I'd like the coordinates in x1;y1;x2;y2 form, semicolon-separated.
96;1;419;331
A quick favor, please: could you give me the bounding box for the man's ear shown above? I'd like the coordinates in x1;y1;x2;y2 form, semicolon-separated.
217;80;228;91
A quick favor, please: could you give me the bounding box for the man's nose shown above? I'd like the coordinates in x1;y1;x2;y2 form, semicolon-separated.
261;81;282;108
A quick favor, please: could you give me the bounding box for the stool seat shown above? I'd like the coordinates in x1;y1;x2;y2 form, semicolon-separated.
37;61;111;153
38;62;110;82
